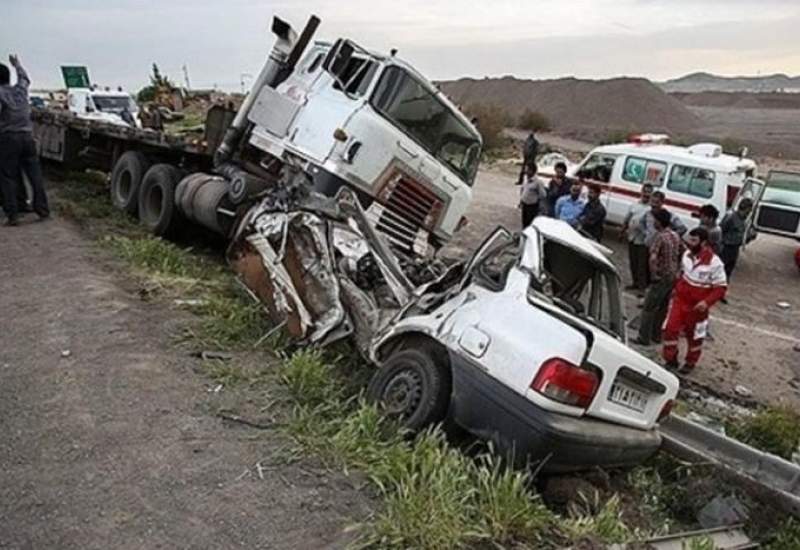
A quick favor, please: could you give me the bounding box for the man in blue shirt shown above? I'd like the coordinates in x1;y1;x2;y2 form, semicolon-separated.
555;181;586;227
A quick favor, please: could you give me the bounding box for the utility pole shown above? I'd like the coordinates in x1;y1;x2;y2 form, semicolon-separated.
182;64;191;90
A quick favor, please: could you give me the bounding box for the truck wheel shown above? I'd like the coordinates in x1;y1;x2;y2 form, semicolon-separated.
138;164;182;236
366;348;451;432
111;151;150;215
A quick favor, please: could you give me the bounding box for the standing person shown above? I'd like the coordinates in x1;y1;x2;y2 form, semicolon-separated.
633;209;682;346
546;161;571;216
698;204;722;254
517;131;540;185
0;54;49;226
662;227;727;374
640;191;687;248
554;181;586;228
719;198;754;281
578;184;606;241
518;163;546;228
621;184;653;293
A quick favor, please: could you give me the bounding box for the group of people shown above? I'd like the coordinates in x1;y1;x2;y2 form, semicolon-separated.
516;135;756;374
518;161;607;241
0;54;50;226
625;185;754;374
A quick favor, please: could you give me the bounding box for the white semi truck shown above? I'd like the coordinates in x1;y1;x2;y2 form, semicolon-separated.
34;15;482;258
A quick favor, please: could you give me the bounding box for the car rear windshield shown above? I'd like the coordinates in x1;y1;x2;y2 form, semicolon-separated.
534;240;624;339
371;66;482;185
765;172;800;208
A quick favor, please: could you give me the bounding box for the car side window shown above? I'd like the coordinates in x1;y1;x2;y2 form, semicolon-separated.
622;156;666;186
473;240;520;291
667;164;715;199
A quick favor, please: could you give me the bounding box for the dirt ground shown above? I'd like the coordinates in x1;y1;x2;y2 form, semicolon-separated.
0;216;371;549
443;163;800;410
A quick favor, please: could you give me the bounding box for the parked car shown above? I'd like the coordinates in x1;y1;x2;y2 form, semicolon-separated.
736;171;800;242
231;192;679;472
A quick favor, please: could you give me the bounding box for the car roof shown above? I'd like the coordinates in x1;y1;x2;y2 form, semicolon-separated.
527;217;616;271
590;143;756;173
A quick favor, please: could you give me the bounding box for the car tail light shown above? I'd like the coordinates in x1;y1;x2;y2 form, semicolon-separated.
530;358;599;409
658;399;674;421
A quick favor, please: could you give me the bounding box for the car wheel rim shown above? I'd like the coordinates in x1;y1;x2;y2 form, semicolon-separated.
382;368;423;419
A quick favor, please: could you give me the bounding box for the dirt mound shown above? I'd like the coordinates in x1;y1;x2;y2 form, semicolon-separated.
440;76;702;139
673;91;800;110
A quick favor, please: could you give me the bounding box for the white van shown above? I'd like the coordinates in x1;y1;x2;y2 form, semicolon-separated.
566;139;757;229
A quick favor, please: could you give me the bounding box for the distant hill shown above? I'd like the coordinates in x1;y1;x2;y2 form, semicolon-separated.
439;76;701;138
660;72;800;93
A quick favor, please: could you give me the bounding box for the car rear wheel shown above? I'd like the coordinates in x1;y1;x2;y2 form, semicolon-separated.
110;151;150;215
366;348;450;432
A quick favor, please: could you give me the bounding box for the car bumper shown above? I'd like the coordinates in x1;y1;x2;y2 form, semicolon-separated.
448;352;662;472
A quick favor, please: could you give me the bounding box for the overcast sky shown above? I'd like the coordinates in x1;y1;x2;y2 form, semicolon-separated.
3;0;800;92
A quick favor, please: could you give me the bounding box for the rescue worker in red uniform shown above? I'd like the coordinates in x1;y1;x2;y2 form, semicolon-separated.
662;227;727;375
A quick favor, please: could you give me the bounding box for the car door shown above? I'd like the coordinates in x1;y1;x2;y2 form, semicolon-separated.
730;177;766;248
441;228;589;400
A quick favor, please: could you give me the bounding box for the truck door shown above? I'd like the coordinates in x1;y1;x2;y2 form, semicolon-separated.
288;41;376;164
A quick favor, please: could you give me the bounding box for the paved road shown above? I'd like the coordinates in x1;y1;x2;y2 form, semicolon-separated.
0;216;368;549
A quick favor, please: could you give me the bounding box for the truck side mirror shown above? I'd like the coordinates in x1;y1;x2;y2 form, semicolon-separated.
323;39;355;82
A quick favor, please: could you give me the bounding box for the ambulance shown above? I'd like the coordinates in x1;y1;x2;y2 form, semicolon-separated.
566;136;757;229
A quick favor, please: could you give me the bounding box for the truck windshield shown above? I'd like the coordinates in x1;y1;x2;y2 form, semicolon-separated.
371;66;481;185
93;96;135;113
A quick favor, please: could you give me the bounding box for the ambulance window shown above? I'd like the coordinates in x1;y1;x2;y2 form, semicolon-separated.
577;154;617;183
622;156;666;186
668;165;715;199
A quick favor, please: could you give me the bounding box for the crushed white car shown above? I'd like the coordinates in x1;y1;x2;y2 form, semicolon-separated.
228;188;679;471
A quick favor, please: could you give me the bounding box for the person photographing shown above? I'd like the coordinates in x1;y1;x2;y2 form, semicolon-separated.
0;54;50;226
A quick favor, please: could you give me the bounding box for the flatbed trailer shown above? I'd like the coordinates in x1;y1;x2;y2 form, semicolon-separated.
31;106;235;174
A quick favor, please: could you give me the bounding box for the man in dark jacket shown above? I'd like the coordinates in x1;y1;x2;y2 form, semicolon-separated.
579;184;606;241
719;198;753;280
0;54;49;226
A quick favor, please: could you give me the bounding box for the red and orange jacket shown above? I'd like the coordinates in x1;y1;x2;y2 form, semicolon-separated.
673;245;728;311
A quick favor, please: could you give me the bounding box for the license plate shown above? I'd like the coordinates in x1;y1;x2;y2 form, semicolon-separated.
609;382;650;412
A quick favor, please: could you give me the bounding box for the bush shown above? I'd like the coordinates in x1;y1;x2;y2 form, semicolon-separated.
464;103;510;150
728;406;800;460
518;109;551;132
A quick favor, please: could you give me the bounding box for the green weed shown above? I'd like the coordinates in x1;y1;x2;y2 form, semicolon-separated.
728;406;800;460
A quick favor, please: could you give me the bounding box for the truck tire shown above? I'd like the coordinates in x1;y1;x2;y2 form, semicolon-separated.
138;164;182;236
111;151;150;215
366;348;451;432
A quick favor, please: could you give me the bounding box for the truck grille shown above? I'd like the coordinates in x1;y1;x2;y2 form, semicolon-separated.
757;206;800;233
367;175;443;256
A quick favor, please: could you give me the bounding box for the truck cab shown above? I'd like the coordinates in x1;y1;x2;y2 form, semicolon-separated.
246;40;482;256
68;88;141;128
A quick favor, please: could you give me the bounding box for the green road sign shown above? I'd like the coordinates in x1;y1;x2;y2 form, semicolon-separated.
61;66;91;89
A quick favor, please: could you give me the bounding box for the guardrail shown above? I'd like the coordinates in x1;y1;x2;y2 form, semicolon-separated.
660;414;800;518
